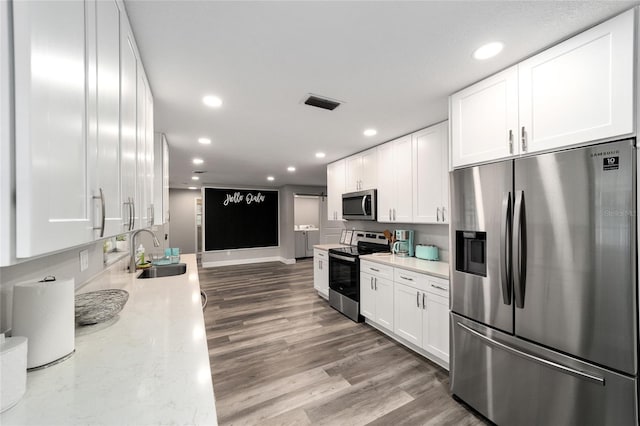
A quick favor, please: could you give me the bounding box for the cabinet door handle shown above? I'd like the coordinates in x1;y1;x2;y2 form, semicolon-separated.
393;208;396;221
374;277;377;290
422;292;426;309
370;276;373;290
319;260;322;270
370;267;380;272
521;126;527;152
128;197;134;231
131;197;136;230
93;188;105;238
441;206;446;222
401;275;413;282
416;291;420;307
388;208;391;221
509;129;514;154
436;207;440;222
431;284;447;291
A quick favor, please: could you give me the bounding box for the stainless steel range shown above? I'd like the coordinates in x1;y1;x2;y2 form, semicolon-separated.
328;231;389;322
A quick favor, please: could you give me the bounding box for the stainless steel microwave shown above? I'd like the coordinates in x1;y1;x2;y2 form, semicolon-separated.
342;189;376;221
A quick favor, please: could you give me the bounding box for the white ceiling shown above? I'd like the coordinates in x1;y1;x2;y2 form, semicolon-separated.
124;0;639;189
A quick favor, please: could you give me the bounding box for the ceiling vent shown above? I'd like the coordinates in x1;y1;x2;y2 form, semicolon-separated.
303;94;342;111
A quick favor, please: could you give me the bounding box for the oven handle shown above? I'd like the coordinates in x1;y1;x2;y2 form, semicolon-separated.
329;253;357;263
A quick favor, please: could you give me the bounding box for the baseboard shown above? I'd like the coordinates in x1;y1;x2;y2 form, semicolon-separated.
364;318;449;371
202;256;296;268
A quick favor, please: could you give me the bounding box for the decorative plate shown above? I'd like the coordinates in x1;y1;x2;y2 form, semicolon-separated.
75;289;129;326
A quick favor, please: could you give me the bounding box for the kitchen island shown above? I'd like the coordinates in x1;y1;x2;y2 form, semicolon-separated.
0;254;218;425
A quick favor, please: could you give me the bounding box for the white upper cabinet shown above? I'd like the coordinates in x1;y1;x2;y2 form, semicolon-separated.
135;72;147;229
377;135;412;223
89;0;123;239
450;9;635;169
326;159;345;221
518;10;634;154
376;142;395;222
0;0;13;266
4;0;156;262
154;133;170;225
14;0;93;257
450;66;519;169
145;82;154;226
120;27;137;233
412;121;449;224
345;148;377;192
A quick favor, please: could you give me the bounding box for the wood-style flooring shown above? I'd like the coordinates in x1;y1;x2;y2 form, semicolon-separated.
199;259;487;425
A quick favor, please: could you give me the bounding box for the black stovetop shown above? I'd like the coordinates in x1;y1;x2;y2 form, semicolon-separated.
329;241;390;257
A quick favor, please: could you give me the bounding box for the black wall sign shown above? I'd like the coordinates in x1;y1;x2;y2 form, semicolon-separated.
204;188;279;251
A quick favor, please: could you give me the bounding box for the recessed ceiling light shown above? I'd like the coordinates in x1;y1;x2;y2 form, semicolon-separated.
198;137;211;145
363;129;377;137
192;158;204;165
287;166;296;172
192;176;199;181
315;152;326;159
267;176;275;181
188;186;198;190
202;95;222;108
473;42;504;60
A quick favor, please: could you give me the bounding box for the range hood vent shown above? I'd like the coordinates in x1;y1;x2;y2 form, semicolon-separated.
303;94;341;111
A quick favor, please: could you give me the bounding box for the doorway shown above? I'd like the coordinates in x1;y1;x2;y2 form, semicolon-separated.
293;194;321;259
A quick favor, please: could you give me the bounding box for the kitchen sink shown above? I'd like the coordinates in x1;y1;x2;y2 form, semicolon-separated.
137;263;187;279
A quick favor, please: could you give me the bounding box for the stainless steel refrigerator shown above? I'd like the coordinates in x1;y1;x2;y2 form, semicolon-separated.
450;139;637;425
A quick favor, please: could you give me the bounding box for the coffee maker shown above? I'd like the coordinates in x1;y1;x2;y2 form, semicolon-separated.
392;229;414;257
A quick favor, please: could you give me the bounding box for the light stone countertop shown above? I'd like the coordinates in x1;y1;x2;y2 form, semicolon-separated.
1;254;218;426
360;254;450;279
313;243;350;251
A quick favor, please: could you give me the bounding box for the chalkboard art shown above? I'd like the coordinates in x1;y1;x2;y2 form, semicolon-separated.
204;188;279;251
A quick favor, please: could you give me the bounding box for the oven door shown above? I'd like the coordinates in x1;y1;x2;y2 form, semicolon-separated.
329;252;359;301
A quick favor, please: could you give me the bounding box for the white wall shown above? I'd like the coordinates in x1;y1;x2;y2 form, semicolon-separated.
198;184;327;267
0;240;106;333
344;220;450;262
168;188;200;254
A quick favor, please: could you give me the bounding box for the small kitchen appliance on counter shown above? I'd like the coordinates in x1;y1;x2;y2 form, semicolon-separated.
392;229;414;257
415;244;439;261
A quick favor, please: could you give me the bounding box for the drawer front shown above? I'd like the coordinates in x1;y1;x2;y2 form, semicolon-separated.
314;249;328;259
361;260;393;280
426;276;449;298
394;268;428;289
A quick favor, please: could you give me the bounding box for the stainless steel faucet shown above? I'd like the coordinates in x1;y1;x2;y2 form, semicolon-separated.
129;229;161;273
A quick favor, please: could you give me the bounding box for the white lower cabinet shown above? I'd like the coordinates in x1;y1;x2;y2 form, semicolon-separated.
394;282;423;346
361;260;450;369
360;271;394;332
423;290;449;362
313;249;329;299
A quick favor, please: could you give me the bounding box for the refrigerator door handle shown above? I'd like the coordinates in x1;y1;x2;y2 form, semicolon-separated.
500;192;512;305
456;322;605;386
513;190;527;308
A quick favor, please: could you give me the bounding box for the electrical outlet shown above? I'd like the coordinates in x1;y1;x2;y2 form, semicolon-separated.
80;249;89;272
